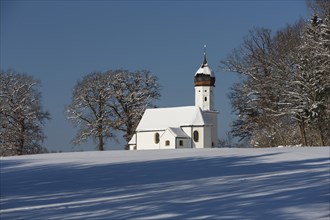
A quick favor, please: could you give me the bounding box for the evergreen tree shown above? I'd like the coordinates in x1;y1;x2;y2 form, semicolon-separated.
294;13;330;145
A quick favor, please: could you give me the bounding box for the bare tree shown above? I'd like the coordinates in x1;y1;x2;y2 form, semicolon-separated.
66;69;160;150
66;72;115;151
220;27;286;147
220;24;306;147
0;70;50;156
106;70;160;149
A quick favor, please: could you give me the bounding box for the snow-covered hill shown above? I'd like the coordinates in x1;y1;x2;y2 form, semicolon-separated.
1;147;329;220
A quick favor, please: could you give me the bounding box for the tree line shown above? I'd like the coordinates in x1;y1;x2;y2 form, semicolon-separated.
220;0;330;147
0;69;160;156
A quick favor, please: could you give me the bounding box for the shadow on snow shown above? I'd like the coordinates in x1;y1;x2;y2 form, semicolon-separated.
1;152;329;219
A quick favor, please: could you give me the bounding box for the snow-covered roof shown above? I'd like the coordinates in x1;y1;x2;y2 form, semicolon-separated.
195;46;215;77
164;127;190;138
136;106;206;131
195;65;215;77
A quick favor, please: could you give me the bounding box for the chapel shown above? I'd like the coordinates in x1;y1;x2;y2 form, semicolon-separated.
128;47;218;150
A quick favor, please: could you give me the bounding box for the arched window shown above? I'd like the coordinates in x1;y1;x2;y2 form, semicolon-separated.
165;140;170;146
204;97;207;102
154;133;160;144
193;130;199;142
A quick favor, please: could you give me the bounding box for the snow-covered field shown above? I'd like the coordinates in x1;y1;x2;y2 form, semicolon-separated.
1;147;329;220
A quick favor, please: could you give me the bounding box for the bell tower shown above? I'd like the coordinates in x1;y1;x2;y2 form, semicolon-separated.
194;46;216;111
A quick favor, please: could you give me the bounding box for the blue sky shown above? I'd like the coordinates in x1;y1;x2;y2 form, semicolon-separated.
1;1;309;151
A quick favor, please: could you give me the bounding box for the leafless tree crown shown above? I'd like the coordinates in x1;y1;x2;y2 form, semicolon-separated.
66;69;160;150
0;70;50;156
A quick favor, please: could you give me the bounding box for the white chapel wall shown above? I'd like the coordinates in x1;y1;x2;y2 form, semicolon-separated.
203;126;213;148
159;130;176;149
136;131;163;150
176;138;191;148
203;111;218;147
192;127;204;148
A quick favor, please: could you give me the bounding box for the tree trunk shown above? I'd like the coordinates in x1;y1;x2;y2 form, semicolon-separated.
97;111;104;150
298;116;307;146
98;134;104;151
18;139;24;155
97;124;104;151
124;121;135;150
18;120;25;155
318;124;325;146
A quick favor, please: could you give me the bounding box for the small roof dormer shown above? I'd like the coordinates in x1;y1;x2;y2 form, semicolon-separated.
194;45;215;86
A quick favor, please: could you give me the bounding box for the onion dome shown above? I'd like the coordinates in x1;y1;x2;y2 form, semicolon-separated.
194;45;215;87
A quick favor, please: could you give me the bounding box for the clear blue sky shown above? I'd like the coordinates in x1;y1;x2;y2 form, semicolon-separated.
1;0;309;151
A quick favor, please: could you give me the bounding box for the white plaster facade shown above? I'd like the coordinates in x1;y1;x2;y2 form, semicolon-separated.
195;86;215;111
128;48;218;150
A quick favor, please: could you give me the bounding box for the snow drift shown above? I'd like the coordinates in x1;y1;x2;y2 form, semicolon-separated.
1;147;329;219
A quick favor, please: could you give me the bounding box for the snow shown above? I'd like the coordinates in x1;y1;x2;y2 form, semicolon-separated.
165;127;189;138
135;106;206;131
1;147;329;220
195;66;215;77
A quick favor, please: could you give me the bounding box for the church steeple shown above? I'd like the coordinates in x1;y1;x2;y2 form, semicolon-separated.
194;45;215;87
194;46;216;111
